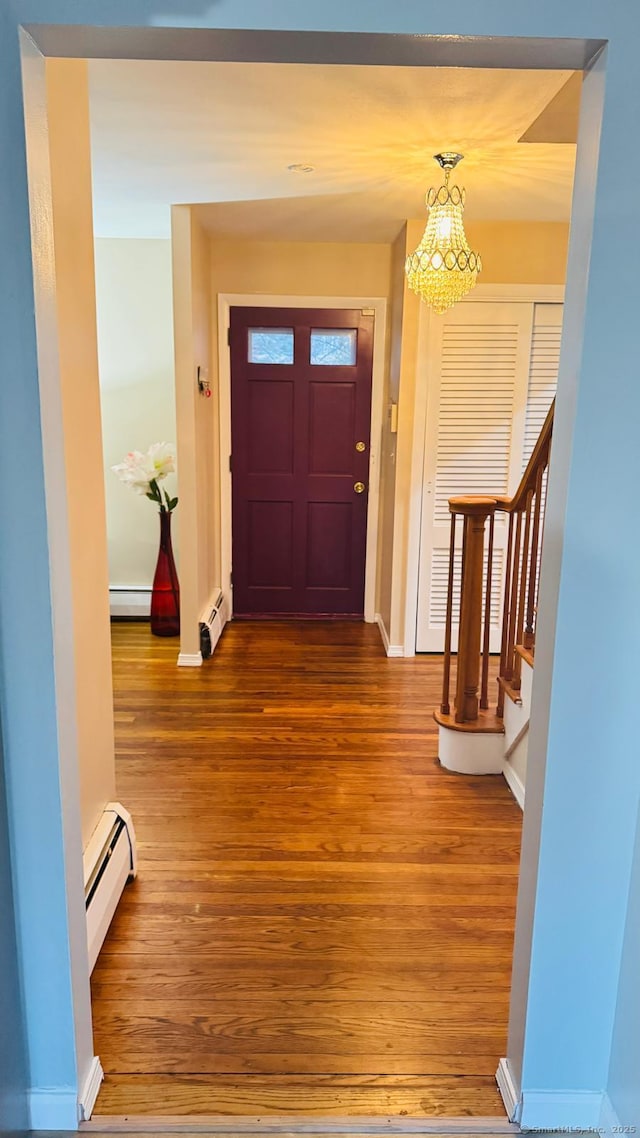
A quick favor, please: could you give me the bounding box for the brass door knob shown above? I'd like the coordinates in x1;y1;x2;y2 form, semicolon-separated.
354;481;366;494
355;441;366;452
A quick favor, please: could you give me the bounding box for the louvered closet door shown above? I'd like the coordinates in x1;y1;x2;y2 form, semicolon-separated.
416;302;534;653
521;302;563;593
523;304;562;465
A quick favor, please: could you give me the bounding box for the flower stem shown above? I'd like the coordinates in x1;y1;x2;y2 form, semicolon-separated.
147;478;165;511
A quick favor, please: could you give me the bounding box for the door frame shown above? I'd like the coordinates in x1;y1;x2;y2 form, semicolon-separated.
402;284;565;657
218;294;388;623
11;18;609;1130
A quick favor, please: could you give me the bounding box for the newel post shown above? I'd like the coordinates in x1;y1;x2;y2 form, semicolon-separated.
451;497;496;724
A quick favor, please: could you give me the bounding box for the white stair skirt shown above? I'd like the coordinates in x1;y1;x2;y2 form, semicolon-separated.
437;656;534;794
438;723;504;775
502;657;534;808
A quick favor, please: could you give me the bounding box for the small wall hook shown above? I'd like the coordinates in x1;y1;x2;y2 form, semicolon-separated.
197;365;212;398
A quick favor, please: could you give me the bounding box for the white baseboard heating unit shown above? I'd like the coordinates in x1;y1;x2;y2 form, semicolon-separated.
83;802;137;973
199;589;229;659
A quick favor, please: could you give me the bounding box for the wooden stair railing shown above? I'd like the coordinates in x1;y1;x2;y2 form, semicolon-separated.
436;400;554;732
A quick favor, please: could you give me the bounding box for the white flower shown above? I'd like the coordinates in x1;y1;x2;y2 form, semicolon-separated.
147;442;176;482
112;443;177;498
112;450;152;495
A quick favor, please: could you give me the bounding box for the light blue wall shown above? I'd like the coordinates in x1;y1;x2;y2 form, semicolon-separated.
0;2;80;1115
608;806;640;1123
516;33;640;1117
1;0;639;1128
0;736;28;1131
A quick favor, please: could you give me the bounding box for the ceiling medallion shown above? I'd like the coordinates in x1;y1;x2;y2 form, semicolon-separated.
405;152;482;314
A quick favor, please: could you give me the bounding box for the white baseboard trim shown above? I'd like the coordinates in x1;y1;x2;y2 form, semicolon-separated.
599;1092;621;1133
375;611;390;653
496;1058;520;1123
502;761;525;810
519;1089;609;1130
79;1056;104;1121
178;651;203;667
375;612;404;657
497;1059;621;1133
28;1086;79;1130
109;586;151;618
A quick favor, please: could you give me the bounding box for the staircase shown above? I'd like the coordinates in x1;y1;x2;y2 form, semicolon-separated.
434;400;554;798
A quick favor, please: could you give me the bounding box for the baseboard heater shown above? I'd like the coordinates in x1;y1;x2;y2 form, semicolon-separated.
83;802;137;973
199;588;229;659
109;585;151;619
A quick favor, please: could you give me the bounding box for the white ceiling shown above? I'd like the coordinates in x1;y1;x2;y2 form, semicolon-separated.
88;61;578;242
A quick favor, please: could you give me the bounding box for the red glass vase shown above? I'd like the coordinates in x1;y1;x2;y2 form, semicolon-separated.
150;510;180;637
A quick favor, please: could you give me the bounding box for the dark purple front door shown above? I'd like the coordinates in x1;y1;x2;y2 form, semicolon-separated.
230;307;374;617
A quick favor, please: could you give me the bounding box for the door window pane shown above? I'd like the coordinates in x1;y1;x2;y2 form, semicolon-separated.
310;329;357;366
248;328;294;364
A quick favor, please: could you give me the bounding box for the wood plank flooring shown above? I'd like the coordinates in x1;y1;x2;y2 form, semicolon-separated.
92;621;522;1118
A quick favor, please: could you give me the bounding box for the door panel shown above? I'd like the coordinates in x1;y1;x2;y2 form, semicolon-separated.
247;381;294;473
306;502;352;589
231;307;373;616
247;500;293;589
308;382;356;474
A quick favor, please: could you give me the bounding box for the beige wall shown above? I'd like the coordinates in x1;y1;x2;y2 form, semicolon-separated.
46;60;116;846
192;216;219;612
209;238;392;301
172;207;218;658
375;227;405;635
403;220;569;286
459;220;568;285
95;238;177;588
385;220;423;648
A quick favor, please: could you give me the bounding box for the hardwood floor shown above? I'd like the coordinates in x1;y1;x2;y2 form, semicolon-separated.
92;621;522;1119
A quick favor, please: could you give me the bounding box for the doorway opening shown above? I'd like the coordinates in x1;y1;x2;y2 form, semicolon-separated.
17;22;601;1133
86;54;576;1118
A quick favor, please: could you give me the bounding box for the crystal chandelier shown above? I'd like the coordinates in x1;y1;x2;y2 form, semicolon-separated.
405;152;481;314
